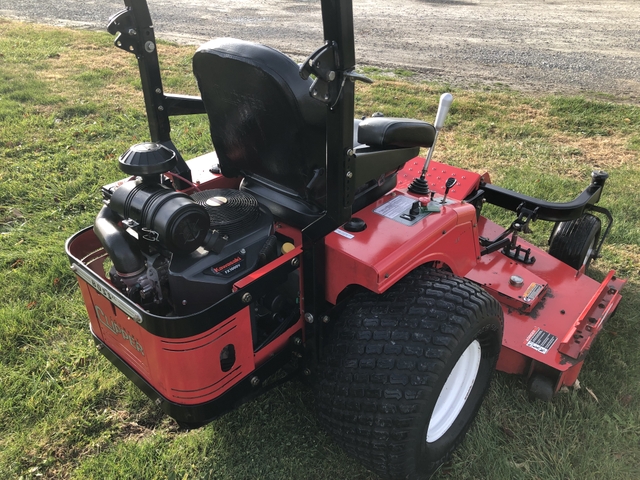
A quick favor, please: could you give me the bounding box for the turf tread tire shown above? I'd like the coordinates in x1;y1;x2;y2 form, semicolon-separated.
315;267;503;480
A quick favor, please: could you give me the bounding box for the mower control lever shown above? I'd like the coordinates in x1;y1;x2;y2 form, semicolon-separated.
408;93;454;195
434;93;454;130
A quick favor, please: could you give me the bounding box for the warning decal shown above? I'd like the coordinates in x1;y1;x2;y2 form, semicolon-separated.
525;328;557;355
523;282;544;303
373;195;415;219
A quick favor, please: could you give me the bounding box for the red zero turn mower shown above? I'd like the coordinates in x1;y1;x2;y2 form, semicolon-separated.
66;1;625;478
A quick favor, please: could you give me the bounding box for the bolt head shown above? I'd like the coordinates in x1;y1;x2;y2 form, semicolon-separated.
346;171;353;178
250;376;260;387
304;312;314;324
242;292;252;304
291;257;299;268
322;315;330;324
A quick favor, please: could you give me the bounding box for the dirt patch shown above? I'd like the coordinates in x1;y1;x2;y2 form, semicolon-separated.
550;134;639;171
1;0;639;102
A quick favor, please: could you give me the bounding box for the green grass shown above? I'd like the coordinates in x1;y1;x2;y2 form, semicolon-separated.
1;20;639;479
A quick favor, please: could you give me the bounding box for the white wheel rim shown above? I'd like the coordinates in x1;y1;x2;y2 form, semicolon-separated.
426;340;482;443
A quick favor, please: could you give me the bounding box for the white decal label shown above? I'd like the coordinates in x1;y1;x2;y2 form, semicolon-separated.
373;196;415;219
334;228;354;239
525;328;557;355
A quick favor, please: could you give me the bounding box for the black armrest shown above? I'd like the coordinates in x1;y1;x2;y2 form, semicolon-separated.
358;117;436;149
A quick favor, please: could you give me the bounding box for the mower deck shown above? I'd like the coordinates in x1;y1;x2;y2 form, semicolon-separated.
467;217;624;391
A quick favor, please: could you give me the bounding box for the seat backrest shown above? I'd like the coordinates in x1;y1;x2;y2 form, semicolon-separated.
193;38;327;205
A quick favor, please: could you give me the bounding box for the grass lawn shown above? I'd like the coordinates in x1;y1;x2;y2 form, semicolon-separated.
0;20;639;479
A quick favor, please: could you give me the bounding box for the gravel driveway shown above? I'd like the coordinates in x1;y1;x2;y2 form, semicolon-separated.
1;0;638;101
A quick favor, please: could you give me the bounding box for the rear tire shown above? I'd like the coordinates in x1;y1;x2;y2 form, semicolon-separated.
548;214;601;271
315;267;503;479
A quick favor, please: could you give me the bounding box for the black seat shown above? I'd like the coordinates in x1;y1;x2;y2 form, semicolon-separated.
193;38;435;227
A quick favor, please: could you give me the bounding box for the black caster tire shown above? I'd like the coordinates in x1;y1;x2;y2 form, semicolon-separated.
548;214;601;271
527;373;555;402
315;267;503;480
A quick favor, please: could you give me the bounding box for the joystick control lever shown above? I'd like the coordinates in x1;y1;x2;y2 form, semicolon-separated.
408;93;454;194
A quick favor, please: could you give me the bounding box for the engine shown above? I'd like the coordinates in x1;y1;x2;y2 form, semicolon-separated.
93;143;278;317
96;183;276;316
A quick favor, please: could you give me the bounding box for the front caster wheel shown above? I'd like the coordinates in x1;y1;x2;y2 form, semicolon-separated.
548;213;601;271
315;267;503;480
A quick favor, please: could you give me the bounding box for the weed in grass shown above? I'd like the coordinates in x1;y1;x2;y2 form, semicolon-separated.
0;20;639;480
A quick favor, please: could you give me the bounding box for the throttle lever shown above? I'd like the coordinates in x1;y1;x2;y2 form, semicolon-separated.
441;177;457;204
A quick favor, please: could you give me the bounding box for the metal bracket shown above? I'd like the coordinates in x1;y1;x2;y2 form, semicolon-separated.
299;43;339;104
107;9;140;55
480;204;538;264
501;205;538;264
299;44;372;106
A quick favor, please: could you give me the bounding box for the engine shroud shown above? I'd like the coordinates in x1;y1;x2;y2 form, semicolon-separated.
168;189;274;315
191;188;261;236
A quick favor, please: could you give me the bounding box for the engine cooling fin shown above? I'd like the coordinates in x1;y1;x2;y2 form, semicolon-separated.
191;189;261;237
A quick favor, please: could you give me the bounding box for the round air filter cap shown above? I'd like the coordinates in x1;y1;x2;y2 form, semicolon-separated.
118;142;177;176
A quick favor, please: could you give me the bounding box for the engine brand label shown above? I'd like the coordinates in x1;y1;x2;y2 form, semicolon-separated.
95;305;145;356
525;328;557;355
210;253;246;276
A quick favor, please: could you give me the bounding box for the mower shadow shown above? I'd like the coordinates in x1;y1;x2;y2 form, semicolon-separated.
198;381;377;479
